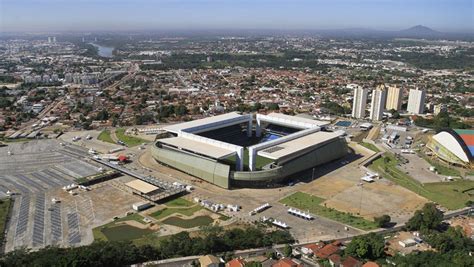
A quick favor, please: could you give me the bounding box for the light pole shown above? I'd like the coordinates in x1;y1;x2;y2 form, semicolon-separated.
358;183;364;216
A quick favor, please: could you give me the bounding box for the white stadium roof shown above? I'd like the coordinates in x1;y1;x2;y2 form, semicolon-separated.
159;136;236;159
163;112;248;134
258;131;343;161
432;131;470;163
265;112;329;127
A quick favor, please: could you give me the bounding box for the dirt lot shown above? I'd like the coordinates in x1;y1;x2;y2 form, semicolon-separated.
302;143;428;223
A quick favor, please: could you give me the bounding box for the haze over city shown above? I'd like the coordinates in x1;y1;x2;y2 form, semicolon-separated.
1;0;473;32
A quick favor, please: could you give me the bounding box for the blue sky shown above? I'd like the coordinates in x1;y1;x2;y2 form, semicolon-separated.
0;0;472;32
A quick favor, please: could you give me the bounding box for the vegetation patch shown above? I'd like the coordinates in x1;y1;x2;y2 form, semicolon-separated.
162;215;214;229
359;142;380;153
163;198;194;208
97;129;115;144
0;226;294;266
115;128;148;147
101;225;154;242
150;205;202;221
280;192;378;230
93;213;148;241
223;147;274;170
368;154;474;209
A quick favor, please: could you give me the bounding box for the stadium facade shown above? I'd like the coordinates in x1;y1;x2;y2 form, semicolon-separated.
427;129;474;168
151;112;349;188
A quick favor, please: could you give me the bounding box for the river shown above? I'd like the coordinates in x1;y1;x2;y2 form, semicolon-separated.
90;43;114;58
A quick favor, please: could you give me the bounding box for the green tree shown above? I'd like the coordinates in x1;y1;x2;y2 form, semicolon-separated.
406;203;444;231
176;104;188;116
344;233;385;260
374;215;391;228
95;109;110;121
268;103;280;111
283;244;292;257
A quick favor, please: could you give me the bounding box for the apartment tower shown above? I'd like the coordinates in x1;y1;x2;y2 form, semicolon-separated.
407;88;426;114
385;86;403;111
352;86;368;119
370;85;387;121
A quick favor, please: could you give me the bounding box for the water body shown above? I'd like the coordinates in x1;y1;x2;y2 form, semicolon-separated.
90;43;114;58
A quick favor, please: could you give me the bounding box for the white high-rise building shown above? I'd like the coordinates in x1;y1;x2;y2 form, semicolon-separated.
370;85;387;121
407;88;426;114
352;86;368;119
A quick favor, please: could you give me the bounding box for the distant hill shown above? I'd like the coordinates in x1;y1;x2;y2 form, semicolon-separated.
309;25;474;40
398;25;441;37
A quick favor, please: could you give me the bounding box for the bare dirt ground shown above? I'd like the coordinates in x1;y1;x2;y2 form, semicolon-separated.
302;143;428;223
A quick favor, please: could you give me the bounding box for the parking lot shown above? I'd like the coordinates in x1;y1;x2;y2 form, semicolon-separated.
0;140;101;194
0;139;116;251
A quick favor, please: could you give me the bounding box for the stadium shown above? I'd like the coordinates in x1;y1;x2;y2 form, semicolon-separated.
151;112;349;188
427;129;474;169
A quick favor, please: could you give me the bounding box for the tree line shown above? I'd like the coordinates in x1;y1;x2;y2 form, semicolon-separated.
0;226;294;267
342;203;474;266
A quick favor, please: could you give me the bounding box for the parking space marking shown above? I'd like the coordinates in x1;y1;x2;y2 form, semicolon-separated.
32;194;46;246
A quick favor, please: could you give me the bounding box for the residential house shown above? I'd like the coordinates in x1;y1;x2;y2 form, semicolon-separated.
226;258;245;267
199;255;222;267
341;256;362;267
272;258;303;267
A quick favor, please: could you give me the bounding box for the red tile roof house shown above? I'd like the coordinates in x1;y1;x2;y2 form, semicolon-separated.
314;243;340;260
226;258;245;267
341;256;362;267
362;262;379;267
300;242;325;256
272;258;303;267
328;254;342;267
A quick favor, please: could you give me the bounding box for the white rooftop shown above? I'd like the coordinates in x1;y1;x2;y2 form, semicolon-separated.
258;131;343;161
265;112;329;127
163;112;248;134
125;179;159;194
158;136;236;159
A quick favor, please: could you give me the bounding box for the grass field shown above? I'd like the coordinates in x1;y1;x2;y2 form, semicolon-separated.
280;192;378;230
0;199;11;243
150;205;203;221
164;198;194;208
100;225;154;241
359;142;380;153
132;234;171;248
93;213;148;241
162;215;214;229
223;147;274;170
369;154;474;210
97;129;115;144
115;128;148;147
